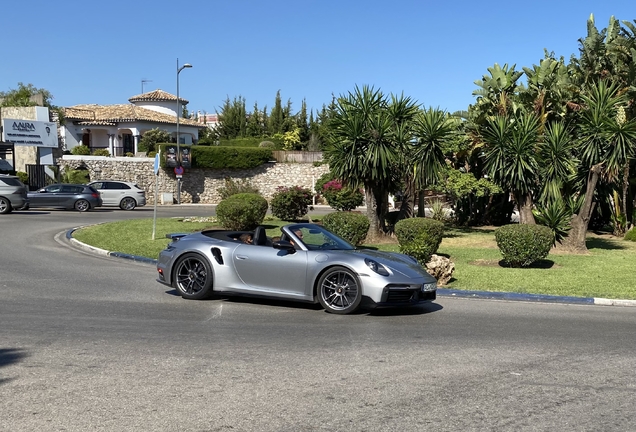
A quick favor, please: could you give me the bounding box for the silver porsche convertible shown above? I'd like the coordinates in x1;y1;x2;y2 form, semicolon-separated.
156;223;437;314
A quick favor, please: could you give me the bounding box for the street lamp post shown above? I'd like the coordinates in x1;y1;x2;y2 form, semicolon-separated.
176;58;192;205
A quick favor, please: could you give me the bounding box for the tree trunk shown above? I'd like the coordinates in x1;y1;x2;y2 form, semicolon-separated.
398;178;416;220
561;163;604;253
417;190;426;217
364;185;383;242
622;164;630;231
515;193;536;225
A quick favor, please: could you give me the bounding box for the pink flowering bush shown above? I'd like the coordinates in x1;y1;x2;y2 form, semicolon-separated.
323;180;364;212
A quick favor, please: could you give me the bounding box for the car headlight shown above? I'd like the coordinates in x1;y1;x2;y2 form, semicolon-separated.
365;258;389;276
422;282;437;292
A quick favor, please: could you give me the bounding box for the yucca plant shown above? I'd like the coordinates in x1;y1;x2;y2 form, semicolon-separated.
533;199;572;245
429;199;447;222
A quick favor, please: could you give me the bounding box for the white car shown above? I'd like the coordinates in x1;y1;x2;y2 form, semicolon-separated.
88;180;146;210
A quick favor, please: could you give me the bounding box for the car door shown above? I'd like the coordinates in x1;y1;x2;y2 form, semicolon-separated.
231;244;309;299
59;185;81;208
29;184;62;207
89;182;110;205
108;181;131;206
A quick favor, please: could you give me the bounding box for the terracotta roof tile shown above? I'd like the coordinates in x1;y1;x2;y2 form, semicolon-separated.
64;104;204;128
128;89;188;104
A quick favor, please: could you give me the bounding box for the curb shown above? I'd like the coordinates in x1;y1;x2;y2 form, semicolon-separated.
436;288;636;307
66;228;158;265
65;229;636;308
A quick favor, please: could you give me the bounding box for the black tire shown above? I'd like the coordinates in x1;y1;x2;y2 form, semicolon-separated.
120;197;136;210
317;266;362;314
74;199;91;212
173;253;214;300
0;197;12;214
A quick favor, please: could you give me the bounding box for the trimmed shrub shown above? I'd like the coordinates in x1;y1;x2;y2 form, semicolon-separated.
394;218;445;265
92;149;110;156
259;141;275;148
217;177;260;199
494;224;553;267
322;180;364;211
270;186;312;221
216;193;268;230
71;145;90;155
624;228;636;242
322;212;369;246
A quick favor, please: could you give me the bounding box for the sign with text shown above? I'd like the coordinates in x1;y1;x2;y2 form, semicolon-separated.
1;118;59;147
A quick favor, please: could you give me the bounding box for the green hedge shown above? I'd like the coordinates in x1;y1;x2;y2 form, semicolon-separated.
394;218;445;265
158;144;272;170
494;224;553;267
216;137;284;148
216;193;268;230
322;212;369;246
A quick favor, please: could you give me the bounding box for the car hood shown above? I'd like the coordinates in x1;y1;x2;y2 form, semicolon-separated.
343;249;436;281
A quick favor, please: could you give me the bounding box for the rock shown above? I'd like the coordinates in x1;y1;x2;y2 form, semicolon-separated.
425;254;455;285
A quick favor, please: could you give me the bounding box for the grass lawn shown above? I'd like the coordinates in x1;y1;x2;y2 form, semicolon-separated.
73;218;636;300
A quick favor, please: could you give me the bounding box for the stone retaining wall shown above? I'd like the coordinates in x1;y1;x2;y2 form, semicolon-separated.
59;155;330;204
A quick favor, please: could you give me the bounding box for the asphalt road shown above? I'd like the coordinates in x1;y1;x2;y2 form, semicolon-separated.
1;206;635;431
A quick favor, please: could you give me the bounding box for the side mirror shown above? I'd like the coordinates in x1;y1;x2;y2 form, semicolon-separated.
273;240;296;253
38;188;47;193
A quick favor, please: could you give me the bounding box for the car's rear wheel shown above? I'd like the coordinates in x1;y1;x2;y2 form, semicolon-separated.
74;199;90;212
317;266;362;314
0;197;12;214
120;197;136;210
173;253;214;300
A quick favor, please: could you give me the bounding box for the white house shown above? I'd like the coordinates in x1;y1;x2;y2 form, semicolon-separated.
61;89;207;156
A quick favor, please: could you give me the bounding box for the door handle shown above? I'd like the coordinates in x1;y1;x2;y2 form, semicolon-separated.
236;255;248;260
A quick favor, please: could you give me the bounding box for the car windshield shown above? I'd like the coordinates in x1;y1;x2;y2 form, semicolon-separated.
286;224;355;251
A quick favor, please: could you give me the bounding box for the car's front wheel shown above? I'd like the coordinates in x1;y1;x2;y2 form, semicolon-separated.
173;253;214;300
120;197;136;210
74;199;90;212
0;197;12;214
317;266;362;314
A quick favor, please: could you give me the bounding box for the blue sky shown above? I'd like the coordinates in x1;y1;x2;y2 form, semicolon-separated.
3;0;634;117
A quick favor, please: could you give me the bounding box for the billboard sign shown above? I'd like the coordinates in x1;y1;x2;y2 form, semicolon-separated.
1;118;59;148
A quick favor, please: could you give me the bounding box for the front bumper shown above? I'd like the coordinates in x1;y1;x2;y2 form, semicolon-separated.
372;286;436;307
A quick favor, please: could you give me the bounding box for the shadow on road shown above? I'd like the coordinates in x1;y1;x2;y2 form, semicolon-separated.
165;289;443;316
0;348;29;386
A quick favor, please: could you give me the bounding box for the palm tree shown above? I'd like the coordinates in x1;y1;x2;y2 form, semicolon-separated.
326;86;418;240
480;112;541;224
410;108;456;217
562;80;636;250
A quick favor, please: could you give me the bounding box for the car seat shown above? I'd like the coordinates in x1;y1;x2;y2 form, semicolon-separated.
253;226;268;246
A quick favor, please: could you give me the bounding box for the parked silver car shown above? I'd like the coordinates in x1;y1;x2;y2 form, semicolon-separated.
0;174;29;214
88;180;146;210
27;184;102;212
156;223;438;314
